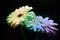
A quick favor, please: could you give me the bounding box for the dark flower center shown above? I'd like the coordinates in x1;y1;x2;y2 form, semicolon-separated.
18;14;23;17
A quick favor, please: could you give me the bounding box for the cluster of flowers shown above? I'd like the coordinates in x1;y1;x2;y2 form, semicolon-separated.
6;5;58;35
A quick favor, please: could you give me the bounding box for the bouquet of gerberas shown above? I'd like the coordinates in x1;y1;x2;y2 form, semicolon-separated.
6;5;58;40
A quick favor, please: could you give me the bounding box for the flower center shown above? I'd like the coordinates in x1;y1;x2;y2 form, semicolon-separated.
17;14;23;17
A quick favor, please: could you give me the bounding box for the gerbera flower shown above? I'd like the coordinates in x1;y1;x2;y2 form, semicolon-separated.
42;17;58;34
35;16;58;34
6;5;33;28
24;16;58;35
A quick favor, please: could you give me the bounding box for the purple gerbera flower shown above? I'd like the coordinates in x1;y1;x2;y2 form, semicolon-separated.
36;16;58;35
33;16;58;35
42;17;58;34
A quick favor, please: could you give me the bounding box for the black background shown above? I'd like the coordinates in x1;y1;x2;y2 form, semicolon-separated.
0;0;60;40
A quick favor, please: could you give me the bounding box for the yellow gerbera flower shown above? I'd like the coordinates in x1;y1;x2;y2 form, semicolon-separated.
6;5;33;28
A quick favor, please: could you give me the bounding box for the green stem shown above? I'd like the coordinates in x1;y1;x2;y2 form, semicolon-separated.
21;27;26;40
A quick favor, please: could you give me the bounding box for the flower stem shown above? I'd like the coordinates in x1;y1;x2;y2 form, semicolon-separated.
21;27;26;40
